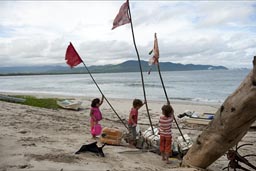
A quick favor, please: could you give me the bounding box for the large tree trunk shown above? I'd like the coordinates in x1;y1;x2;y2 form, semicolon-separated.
182;56;256;169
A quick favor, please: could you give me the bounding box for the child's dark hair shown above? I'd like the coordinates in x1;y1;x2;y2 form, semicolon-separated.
161;104;174;117
133;99;143;108
91;98;100;107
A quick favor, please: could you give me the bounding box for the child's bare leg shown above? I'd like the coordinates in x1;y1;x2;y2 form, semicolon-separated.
165;153;171;164
161;152;166;160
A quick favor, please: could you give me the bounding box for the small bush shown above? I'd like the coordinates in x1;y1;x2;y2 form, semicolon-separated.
13;95;60;109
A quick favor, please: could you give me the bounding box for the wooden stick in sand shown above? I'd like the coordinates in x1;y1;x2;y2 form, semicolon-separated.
156;61;186;142
127;0;154;134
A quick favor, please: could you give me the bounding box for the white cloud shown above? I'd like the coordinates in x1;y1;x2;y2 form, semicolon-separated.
0;1;255;68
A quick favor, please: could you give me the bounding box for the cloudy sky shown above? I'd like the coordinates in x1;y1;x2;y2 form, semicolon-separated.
0;1;256;68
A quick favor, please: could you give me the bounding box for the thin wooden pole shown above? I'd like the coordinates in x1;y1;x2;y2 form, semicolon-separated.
157;63;170;105
127;1;154;134
82;61;128;130
157;62;186;142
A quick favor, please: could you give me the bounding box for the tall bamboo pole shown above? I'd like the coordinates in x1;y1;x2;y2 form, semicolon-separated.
127;1;154;134
156;62;186;142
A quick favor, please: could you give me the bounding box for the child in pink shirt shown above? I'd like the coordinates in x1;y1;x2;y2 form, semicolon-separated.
90;95;104;138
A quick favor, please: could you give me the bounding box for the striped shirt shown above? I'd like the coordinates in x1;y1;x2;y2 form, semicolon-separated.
159;115;173;137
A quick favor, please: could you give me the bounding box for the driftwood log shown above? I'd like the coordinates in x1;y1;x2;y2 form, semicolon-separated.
183;56;256;169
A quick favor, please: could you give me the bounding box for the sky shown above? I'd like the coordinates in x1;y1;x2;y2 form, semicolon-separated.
0;1;256;68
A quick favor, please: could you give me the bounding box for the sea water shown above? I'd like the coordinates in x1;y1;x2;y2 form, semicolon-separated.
0;70;250;104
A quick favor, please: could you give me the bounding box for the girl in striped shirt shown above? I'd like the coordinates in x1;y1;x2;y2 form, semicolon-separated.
159;104;174;164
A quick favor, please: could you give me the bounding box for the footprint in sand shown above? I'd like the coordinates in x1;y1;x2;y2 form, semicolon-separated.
22;143;36;147
18;164;33;169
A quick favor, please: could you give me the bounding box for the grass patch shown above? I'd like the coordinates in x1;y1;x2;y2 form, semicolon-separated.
1;95;61;109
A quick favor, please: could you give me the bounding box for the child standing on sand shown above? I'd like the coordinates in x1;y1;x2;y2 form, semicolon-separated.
159;104;174;164
128;99;144;146
90;95;104;138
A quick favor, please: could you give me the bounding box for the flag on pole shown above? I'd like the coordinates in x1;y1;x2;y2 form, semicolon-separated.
65;42;83;68
112;0;130;30
149;33;159;65
148;33;159;74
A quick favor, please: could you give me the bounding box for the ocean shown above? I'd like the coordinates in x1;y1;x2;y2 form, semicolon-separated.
0;70;250;104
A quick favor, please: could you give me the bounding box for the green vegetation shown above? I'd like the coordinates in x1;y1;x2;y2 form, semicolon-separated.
2;95;61;109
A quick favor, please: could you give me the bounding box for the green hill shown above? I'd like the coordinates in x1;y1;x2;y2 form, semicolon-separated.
0;60;228;75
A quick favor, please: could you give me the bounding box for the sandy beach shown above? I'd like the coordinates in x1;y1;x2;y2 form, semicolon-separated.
0;93;255;171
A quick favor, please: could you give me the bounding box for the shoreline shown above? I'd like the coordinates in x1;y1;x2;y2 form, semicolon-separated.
0;91;222;108
0;91;220;123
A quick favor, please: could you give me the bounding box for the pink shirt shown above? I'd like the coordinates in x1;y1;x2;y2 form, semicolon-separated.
91;107;102;122
128;108;138;125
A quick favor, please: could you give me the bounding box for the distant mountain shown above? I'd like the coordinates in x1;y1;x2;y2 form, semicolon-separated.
88;60;227;73
0;60;228;75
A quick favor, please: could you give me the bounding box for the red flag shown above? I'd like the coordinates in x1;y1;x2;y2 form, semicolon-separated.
149;33;159;65
65;42;83;68
112;0;130;30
